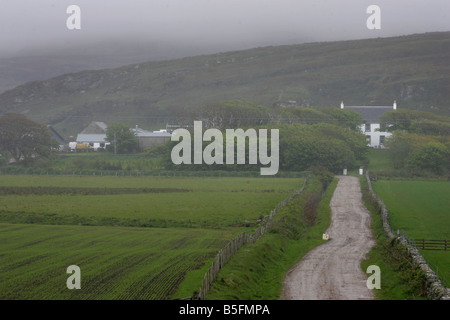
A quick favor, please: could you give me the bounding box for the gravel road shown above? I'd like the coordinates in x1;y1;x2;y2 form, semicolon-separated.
281;175;376;300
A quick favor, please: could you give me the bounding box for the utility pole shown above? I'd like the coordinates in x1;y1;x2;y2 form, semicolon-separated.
114;132;117;155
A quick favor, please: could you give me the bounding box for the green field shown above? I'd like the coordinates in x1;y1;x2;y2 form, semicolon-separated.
0;175;302;228
366;149;394;173
0;174;305;299
0;223;231;299
372;179;450;286
0;175;301;192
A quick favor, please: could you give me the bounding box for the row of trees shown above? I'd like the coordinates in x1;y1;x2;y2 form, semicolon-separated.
159;101;450;176
0;100;368;173
157;100;367;174
380;109;450;135
380;109;450;176
385;131;449;175
278;123;367;172
4;100;447;176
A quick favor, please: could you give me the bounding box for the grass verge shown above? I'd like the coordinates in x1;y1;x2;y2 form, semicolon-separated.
359;175;427;300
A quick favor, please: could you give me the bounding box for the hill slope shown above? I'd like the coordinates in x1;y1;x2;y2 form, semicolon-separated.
0;32;449;138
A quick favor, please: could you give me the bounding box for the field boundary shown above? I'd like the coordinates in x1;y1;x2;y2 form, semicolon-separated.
192;175;310;300
411;239;449;251
364;171;450;300
0;168;307;178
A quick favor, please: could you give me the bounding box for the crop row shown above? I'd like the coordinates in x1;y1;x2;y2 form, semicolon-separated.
0;223;231;299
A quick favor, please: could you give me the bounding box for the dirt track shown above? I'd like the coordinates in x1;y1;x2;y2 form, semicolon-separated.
281;175;376;300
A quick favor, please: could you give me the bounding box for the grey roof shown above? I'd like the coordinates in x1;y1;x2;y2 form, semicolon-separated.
48;125;66;144
76;133;107;143
344;106;393;124
131;128;172;138
80;121;108;134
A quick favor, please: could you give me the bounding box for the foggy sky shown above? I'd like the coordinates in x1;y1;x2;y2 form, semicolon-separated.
1;0;450;58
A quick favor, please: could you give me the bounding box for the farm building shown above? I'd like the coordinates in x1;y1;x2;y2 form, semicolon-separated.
47;125;67;151
74;121;110;151
340;101;396;148
73;122;171;152
131;126;172;151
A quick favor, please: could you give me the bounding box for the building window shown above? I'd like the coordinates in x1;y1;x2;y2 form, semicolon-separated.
380;135;385;145
365;123;371;132
366;135;371;144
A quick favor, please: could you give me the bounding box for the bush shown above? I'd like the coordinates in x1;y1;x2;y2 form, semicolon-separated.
407;142;449;175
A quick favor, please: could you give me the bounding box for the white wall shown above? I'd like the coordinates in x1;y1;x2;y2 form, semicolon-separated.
359;123;392;148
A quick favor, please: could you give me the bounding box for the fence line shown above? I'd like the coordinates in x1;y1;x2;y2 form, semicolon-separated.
0;168;308;179
364;171;450;300
412;239;449;251
193;176;310;300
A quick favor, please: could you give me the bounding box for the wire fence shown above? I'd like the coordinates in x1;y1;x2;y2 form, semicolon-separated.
191;176;310;300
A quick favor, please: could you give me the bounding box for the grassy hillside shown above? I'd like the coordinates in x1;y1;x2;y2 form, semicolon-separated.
0;32;449;138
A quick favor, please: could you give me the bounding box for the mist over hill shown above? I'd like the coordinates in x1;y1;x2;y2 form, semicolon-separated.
0;39;235;94
0;31;449;138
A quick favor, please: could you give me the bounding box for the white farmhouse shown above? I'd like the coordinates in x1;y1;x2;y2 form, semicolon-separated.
340;101;397;148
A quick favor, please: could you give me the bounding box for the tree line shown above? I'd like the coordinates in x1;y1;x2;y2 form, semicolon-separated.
2;100;448;176
150;100;368;174
380;109;450;176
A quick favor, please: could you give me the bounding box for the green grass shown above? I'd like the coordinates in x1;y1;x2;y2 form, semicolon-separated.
205;176;336;299
366;149;394;173
0;174;301;192
0;175;303;229
0;192;289;227
0;223;233;300
371;179;450;287
360;178;426;299
360;236;427;300
0;174;305;299
372;180;450;239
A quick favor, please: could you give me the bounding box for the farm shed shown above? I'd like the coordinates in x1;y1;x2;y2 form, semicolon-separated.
131;126;172;151
74;121;110;151
47;125;67;151
73;122;171;152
